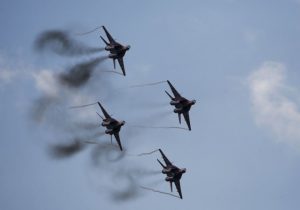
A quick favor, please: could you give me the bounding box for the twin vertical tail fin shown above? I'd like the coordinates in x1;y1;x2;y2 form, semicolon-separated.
157;159;166;168
113;59;116;69
100;36;109;46
165;91;173;100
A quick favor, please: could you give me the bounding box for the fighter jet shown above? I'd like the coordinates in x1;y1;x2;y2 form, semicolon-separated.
157;149;186;199
100;25;130;76
165;80;196;130
97;102;125;151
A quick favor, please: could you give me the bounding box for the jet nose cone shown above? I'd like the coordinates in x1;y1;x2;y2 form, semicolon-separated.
126;45;131;50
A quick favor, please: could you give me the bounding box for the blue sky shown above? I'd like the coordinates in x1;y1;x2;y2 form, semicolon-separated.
1;0;300;210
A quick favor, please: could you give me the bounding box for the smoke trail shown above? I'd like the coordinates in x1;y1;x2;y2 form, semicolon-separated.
101;70;124;76
125;149;159;157
59;56;107;88
71;122;100;131
110;174;140;202
31;96;58;123
49;139;86;159
126;80;167;88
140;186;181;199
108;167;161;202
127;124;189;131
34;30;104;56
90;142;125;166
75;26;102;36
136;149;159;156
48;130;106;159
69;102;98;109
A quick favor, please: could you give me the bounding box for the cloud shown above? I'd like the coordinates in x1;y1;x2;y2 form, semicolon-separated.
0;52;33;86
0;55;18;84
32;70;59;97
34;30;104;56
0;69;16;83
243;29;260;44
248;61;300;148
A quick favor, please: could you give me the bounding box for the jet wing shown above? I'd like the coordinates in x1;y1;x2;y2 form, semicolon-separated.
113;132;123;151
174;180;183;199
117;58;126;76
183;111;191;130
158;149;172;167
97;102;111;119
167;80;181;99
102;26;117;44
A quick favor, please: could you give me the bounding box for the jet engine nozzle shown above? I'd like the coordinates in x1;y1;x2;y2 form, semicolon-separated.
101;121;110;127
105;46;114;51
108;53;117;59
174;108;182;113
162;168;171;174
170;100;180;106
105;129;113;135
165;177;173;182
190;100;196;105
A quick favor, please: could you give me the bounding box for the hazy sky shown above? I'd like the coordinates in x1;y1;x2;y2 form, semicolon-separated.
1;1;300;210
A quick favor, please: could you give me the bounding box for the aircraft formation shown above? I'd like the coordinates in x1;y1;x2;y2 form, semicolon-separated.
74;26;195;199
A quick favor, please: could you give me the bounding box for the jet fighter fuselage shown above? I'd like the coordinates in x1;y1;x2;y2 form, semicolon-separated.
97;102;125;151
171;98;196;114
157;149;186;199
101;118;125;135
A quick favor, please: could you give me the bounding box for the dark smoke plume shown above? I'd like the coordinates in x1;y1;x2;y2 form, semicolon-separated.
110;174;140;202
48;130;106;159
34;30;104;56
31;96;58;123
59;56;107;88
49;139;86;159
91;142;126;166
108;167;161;202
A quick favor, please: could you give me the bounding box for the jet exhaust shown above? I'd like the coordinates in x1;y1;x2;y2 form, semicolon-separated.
34;30;104;56
127;80;168;88
139;186;181;199
59;56;107;88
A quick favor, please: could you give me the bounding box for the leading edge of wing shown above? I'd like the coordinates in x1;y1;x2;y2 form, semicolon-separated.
102;25;116;44
158;149;172;167
183;111;191;131
97;102;111;119
117;58;126;76
113;132;123;151
167;80;181;99
174;180;183;199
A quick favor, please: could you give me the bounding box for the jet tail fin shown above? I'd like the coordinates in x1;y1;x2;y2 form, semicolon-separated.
96;112;104;120
165;91;173;100
100;35;109;45
113;59;116;69
157;159;166;168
